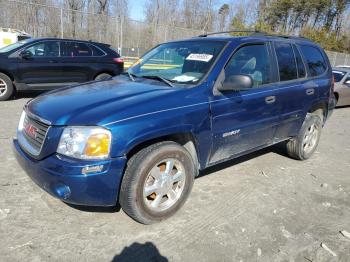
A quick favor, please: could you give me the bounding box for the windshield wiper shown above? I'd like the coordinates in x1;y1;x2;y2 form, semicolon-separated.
123;71;136;82
140;75;175;87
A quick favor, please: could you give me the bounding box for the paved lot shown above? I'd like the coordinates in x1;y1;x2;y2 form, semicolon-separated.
1;96;350;262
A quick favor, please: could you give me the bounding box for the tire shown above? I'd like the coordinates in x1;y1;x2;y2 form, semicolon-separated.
286;113;322;160
120;141;195;224
0;73;14;101
334;92;339;106
94;73;112;81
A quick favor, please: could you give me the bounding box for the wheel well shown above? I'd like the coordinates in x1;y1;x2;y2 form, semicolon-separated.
308;103;326;123
334;92;339;101
0;70;14;81
94;71;114;79
126;133;200;174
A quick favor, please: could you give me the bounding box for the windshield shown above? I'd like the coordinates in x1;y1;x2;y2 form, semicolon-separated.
0;39;32;53
333;70;347;82
128;40;227;85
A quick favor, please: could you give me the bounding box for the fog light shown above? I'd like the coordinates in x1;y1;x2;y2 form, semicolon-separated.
54;184;71;200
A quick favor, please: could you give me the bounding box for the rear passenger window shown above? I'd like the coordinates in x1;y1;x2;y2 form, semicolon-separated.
299;45;327;77
61;42;93;57
275;43;297;81
293;46;306;78
89;44;105;56
225;44;271;88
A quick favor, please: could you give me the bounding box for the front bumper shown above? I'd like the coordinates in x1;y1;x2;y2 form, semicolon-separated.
13;139;127;206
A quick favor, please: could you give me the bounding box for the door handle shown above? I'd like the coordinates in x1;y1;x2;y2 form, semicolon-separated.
306;88;315;95
265;96;276;104
48;60;58;63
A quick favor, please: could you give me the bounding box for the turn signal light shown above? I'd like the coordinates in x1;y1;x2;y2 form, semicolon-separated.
84;134;110;157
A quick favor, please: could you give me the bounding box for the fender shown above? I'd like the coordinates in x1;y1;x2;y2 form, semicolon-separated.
123;124;195;155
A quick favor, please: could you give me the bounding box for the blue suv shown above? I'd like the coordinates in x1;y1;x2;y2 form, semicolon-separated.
14;32;336;224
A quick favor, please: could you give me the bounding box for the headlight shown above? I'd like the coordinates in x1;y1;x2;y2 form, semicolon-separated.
57;127;112;160
18;110;26;132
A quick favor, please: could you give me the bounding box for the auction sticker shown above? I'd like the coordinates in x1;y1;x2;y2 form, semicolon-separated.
186;53;213;62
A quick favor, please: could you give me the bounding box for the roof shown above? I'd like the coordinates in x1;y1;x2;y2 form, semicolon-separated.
31;37;110;46
185;35;317;46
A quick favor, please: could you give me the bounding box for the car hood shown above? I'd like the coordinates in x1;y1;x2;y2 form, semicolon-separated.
27;77;188;126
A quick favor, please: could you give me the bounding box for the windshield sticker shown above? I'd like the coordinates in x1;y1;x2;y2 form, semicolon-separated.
172;75;198;82
186;53;213;62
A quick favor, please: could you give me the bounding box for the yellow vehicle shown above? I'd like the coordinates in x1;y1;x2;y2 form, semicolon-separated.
0;28;30;49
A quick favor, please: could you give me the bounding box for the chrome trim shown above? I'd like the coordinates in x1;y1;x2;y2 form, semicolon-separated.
17;111;51;157
17;127;50;156
24;106;52;125
11;39;107;58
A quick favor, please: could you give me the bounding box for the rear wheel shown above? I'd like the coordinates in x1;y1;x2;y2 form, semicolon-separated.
286;113;322;160
94;73;112;81
0;73;14;101
120;142;195;224
334;92;339;106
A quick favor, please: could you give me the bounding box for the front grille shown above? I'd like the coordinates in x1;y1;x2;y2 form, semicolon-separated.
21;114;49;155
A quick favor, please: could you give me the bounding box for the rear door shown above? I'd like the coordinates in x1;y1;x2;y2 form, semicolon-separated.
209;43;280;164
59;41;97;83
16;40;63;89
272;42;308;140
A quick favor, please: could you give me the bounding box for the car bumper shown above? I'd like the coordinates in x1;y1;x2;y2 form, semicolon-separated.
13;139;127;206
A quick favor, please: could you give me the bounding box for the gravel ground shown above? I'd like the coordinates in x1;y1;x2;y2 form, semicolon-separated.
0;95;350;262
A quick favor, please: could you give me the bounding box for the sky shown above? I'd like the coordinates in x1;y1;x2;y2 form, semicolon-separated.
128;0;239;21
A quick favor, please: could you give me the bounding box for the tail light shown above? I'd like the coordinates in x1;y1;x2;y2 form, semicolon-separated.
113;57;124;63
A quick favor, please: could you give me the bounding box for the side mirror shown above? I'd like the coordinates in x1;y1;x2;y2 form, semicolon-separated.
19;50;32;59
218;74;253;92
345;80;350;85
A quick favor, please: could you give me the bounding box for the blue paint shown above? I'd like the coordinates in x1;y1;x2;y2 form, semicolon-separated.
14;36;336;206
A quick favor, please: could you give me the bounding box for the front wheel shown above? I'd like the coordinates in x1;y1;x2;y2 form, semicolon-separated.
0;73;14;101
286;113;322;160
120;142;195;224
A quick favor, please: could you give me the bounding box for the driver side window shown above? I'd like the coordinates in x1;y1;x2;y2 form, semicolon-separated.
225;44;271;88
25;41;59;57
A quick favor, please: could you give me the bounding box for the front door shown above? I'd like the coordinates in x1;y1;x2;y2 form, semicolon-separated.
16;40;63;89
209;43;280;164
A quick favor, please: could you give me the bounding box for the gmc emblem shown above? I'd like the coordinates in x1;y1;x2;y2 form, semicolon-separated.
24;123;38;139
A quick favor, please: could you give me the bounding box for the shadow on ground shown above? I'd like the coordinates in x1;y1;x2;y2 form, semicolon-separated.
13;90;46;100
112;242;168;262
66;203;121;213
66;144;289;213
198;143;289;178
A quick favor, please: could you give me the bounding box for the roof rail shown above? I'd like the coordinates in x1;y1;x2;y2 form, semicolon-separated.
264;33;311;41
198;30;311;41
198;30;264;37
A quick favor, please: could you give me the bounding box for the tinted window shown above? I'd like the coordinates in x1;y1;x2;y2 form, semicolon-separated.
25;41;59;57
299;45;327;77
89;44;105;56
332;71;346;82
61;42;92;57
225;44;271;88
275;43;297;81
293;45;306;78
